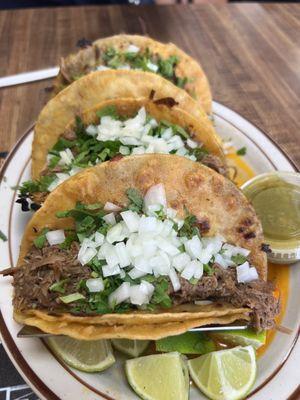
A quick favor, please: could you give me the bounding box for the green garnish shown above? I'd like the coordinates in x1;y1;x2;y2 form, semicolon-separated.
60;292;85;304
231;254;248;265
178;210;200;239
59;231;77;249
18;175;57;196
151;279;172;308
33;228;49;249
49;279;69;294
0;230;7;242
96;105;118;119
101;47;188;89
203;264;214;276
236;147;247;156
126;188;144;213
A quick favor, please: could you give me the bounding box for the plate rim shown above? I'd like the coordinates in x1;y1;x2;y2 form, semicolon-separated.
0;102;299;400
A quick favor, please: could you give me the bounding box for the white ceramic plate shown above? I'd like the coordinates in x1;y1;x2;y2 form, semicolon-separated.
0;102;299;400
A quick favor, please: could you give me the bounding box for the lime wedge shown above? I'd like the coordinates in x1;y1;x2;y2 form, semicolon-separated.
46;336;115;372
111;339;150;357
210;329;266;350
156;332;216;354
126;352;189;400
188;346;256;400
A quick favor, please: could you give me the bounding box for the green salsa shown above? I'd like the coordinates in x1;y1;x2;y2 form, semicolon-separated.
243;174;300;249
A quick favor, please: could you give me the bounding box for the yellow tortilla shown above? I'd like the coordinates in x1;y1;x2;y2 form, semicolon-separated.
14;312;250;340
54;34;212;114
34;97;226;181
33;70;221;180
15;155;267;338
29;304;249;326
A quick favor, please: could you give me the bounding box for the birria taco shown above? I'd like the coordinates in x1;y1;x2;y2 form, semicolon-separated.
53;34;212;114
4;155;279;340
18;71;225;210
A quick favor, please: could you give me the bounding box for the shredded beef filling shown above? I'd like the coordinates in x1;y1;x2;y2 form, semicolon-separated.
4;247;279;330
169;265;279;330
7;243;90;312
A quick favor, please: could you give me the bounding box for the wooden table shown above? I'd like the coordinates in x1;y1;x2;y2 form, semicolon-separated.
0;3;299;168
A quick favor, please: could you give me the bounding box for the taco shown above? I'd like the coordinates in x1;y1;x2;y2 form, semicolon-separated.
18;72;225;210
4;155;279;340
53;34;212;114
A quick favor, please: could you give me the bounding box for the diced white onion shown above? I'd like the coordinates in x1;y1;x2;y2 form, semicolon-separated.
106;223;129;244
187;138;198;149
222;244;250;258
115;242;131;268
248;267;259;281
127;44;140;53
121;210;140;232
104;202;122;212
140;280;155;298
130;285;149;305
138;216;158;234
86;278;104;293
184;236;202;259
134;255;152;273
157;237;180;257
103;212;116;225
128;268;147;279
117;64;131;70
46;230;65;246
96;65;110;71
78;247;97;265
169;268;181;292
119;145;130;155
59;148;74;166
144;183;167;211
181;260;203;280
147;61;159;72
172;252;191;272
194;300;213;305
102;264;121;277
109;282;130;307
94;232;105;246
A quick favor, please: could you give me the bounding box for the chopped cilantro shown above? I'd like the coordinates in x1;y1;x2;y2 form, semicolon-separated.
126;188;144;213
176;76;188;89
178;210;200;239
49;279;69;294
151;279;172;308
60;292;85;304
0;230;7;242
190;147;209;162
236;147;247;156
96;106;118;119
231;254;248;265
33;228;49;249
203;264;214;275
101;47;188;90
18;175;57;197
59;231;77;249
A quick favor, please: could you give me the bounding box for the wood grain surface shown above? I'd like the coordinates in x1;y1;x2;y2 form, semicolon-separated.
0;4;299;167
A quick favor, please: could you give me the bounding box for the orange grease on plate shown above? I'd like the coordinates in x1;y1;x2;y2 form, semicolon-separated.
227;152;289;357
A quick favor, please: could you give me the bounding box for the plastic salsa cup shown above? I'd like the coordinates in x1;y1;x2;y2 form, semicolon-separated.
241;171;300;264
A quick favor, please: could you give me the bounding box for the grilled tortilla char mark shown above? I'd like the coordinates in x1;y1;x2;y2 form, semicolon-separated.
4;245;279;330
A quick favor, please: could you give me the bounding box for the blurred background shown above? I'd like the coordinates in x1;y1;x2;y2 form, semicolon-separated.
0;0;297;8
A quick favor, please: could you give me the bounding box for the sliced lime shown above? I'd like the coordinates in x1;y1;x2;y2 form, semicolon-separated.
156;332;216;354
210;329;266;350
126;352;189;400
46;336;115;372
188;346;256;400
111;339;150;357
